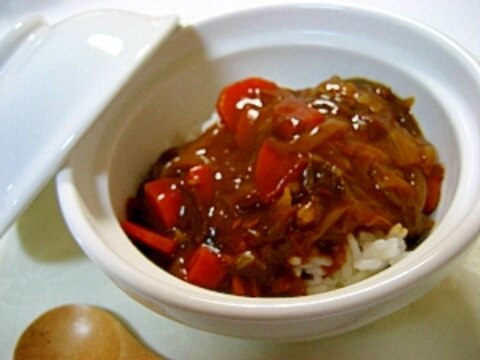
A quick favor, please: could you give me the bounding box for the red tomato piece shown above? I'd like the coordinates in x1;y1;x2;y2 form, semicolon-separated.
234;106;256;147
187;245;227;289
185;164;215;204
231;275;247;296
121;220;177;256
271;276;294;295
144;179;183;228
254;139;306;203
273;98;324;139
216;77;277;132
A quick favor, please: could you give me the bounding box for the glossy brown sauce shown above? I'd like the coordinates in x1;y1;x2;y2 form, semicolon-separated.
124;76;444;297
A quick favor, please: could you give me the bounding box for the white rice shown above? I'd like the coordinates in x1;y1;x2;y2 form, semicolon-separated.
289;223;409;294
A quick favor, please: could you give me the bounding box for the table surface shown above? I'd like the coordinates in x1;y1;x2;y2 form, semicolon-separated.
1;1;480;359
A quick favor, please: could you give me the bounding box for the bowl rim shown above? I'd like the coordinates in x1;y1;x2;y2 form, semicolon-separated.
57;2;480;322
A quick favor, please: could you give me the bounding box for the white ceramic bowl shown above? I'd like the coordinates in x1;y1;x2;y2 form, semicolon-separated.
56;3;480;340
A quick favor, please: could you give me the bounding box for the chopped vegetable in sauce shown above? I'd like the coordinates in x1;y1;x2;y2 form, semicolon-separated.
124;76;444;297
